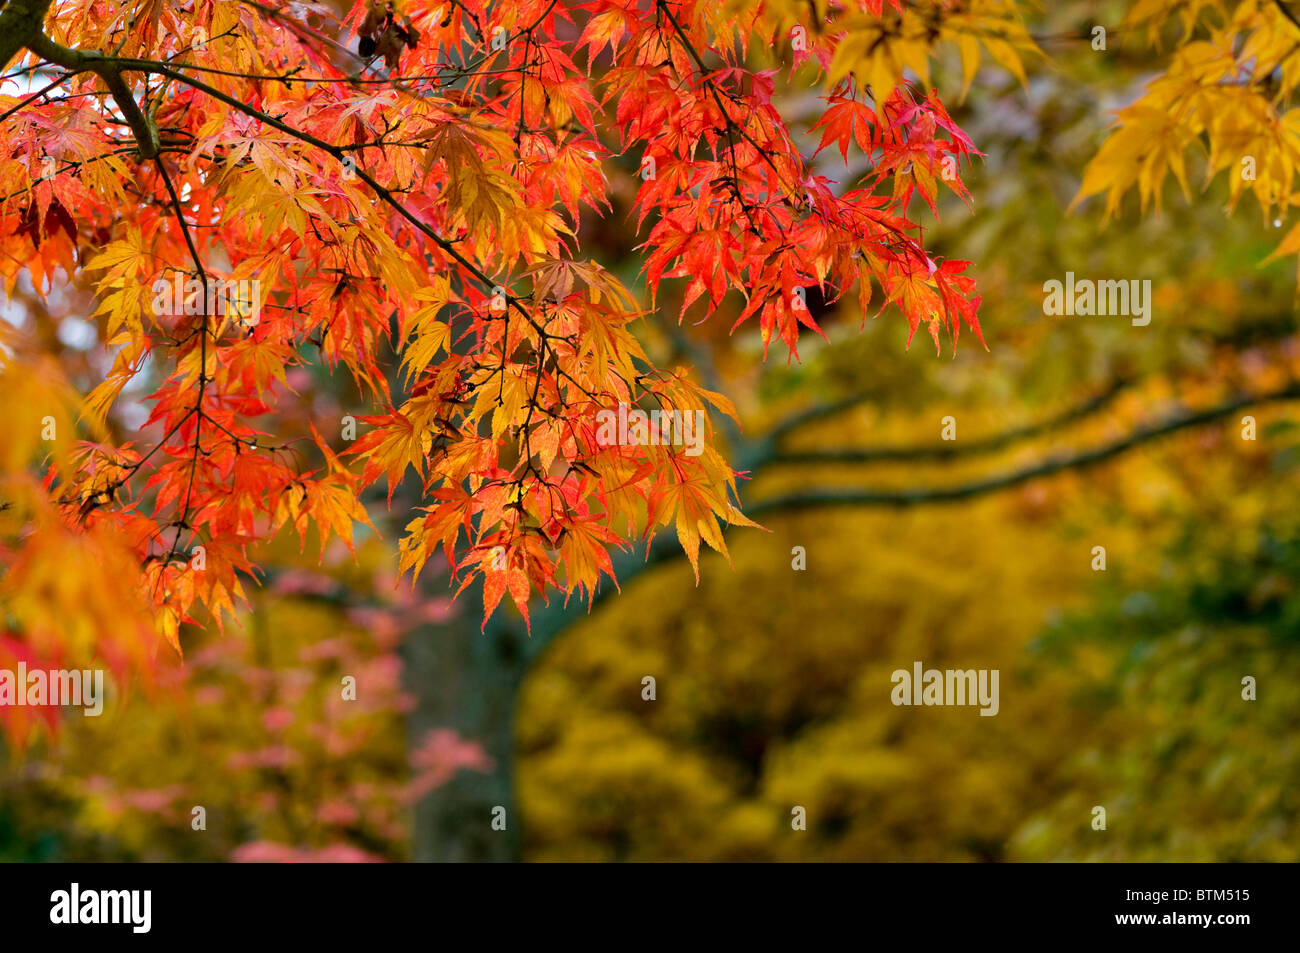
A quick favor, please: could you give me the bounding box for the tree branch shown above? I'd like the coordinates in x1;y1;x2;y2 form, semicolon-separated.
24;32;159;158
748;384;1300;515
772;376;1131;465
0;0;52;73
732;392;873;475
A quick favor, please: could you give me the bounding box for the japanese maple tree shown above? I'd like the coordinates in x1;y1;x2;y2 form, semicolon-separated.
0;0;1021;701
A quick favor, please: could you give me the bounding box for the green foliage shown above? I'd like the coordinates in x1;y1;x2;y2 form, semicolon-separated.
1015;520;1300;861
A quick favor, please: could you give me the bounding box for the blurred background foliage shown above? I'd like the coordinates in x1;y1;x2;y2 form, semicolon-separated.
514;0;1300;861
3;0;1299;860
1;532;489;861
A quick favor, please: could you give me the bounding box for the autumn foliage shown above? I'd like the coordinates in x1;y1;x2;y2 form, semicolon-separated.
0;0;1029;712
5;0;1300;862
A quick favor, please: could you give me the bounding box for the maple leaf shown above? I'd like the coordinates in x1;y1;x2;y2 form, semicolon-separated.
811;96;878;163
352;412;428;503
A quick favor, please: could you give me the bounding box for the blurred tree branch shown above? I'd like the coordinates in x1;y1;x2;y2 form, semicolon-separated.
751;383;1300;514
770;376;1132;465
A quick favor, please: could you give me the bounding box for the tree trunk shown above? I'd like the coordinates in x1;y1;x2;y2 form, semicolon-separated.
403;577;531;862
403;535;686;862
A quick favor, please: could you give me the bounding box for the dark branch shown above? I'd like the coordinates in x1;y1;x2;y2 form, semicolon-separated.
749;384;1300;515
24;32;159;158
772;377;1131;465
0;0;52;73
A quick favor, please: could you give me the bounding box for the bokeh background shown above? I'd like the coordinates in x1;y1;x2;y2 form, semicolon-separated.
3;0;1299;861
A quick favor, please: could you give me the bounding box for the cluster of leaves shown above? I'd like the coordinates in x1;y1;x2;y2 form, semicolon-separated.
0;0;1019;689
0;338;164;736
1076;0;1300;272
